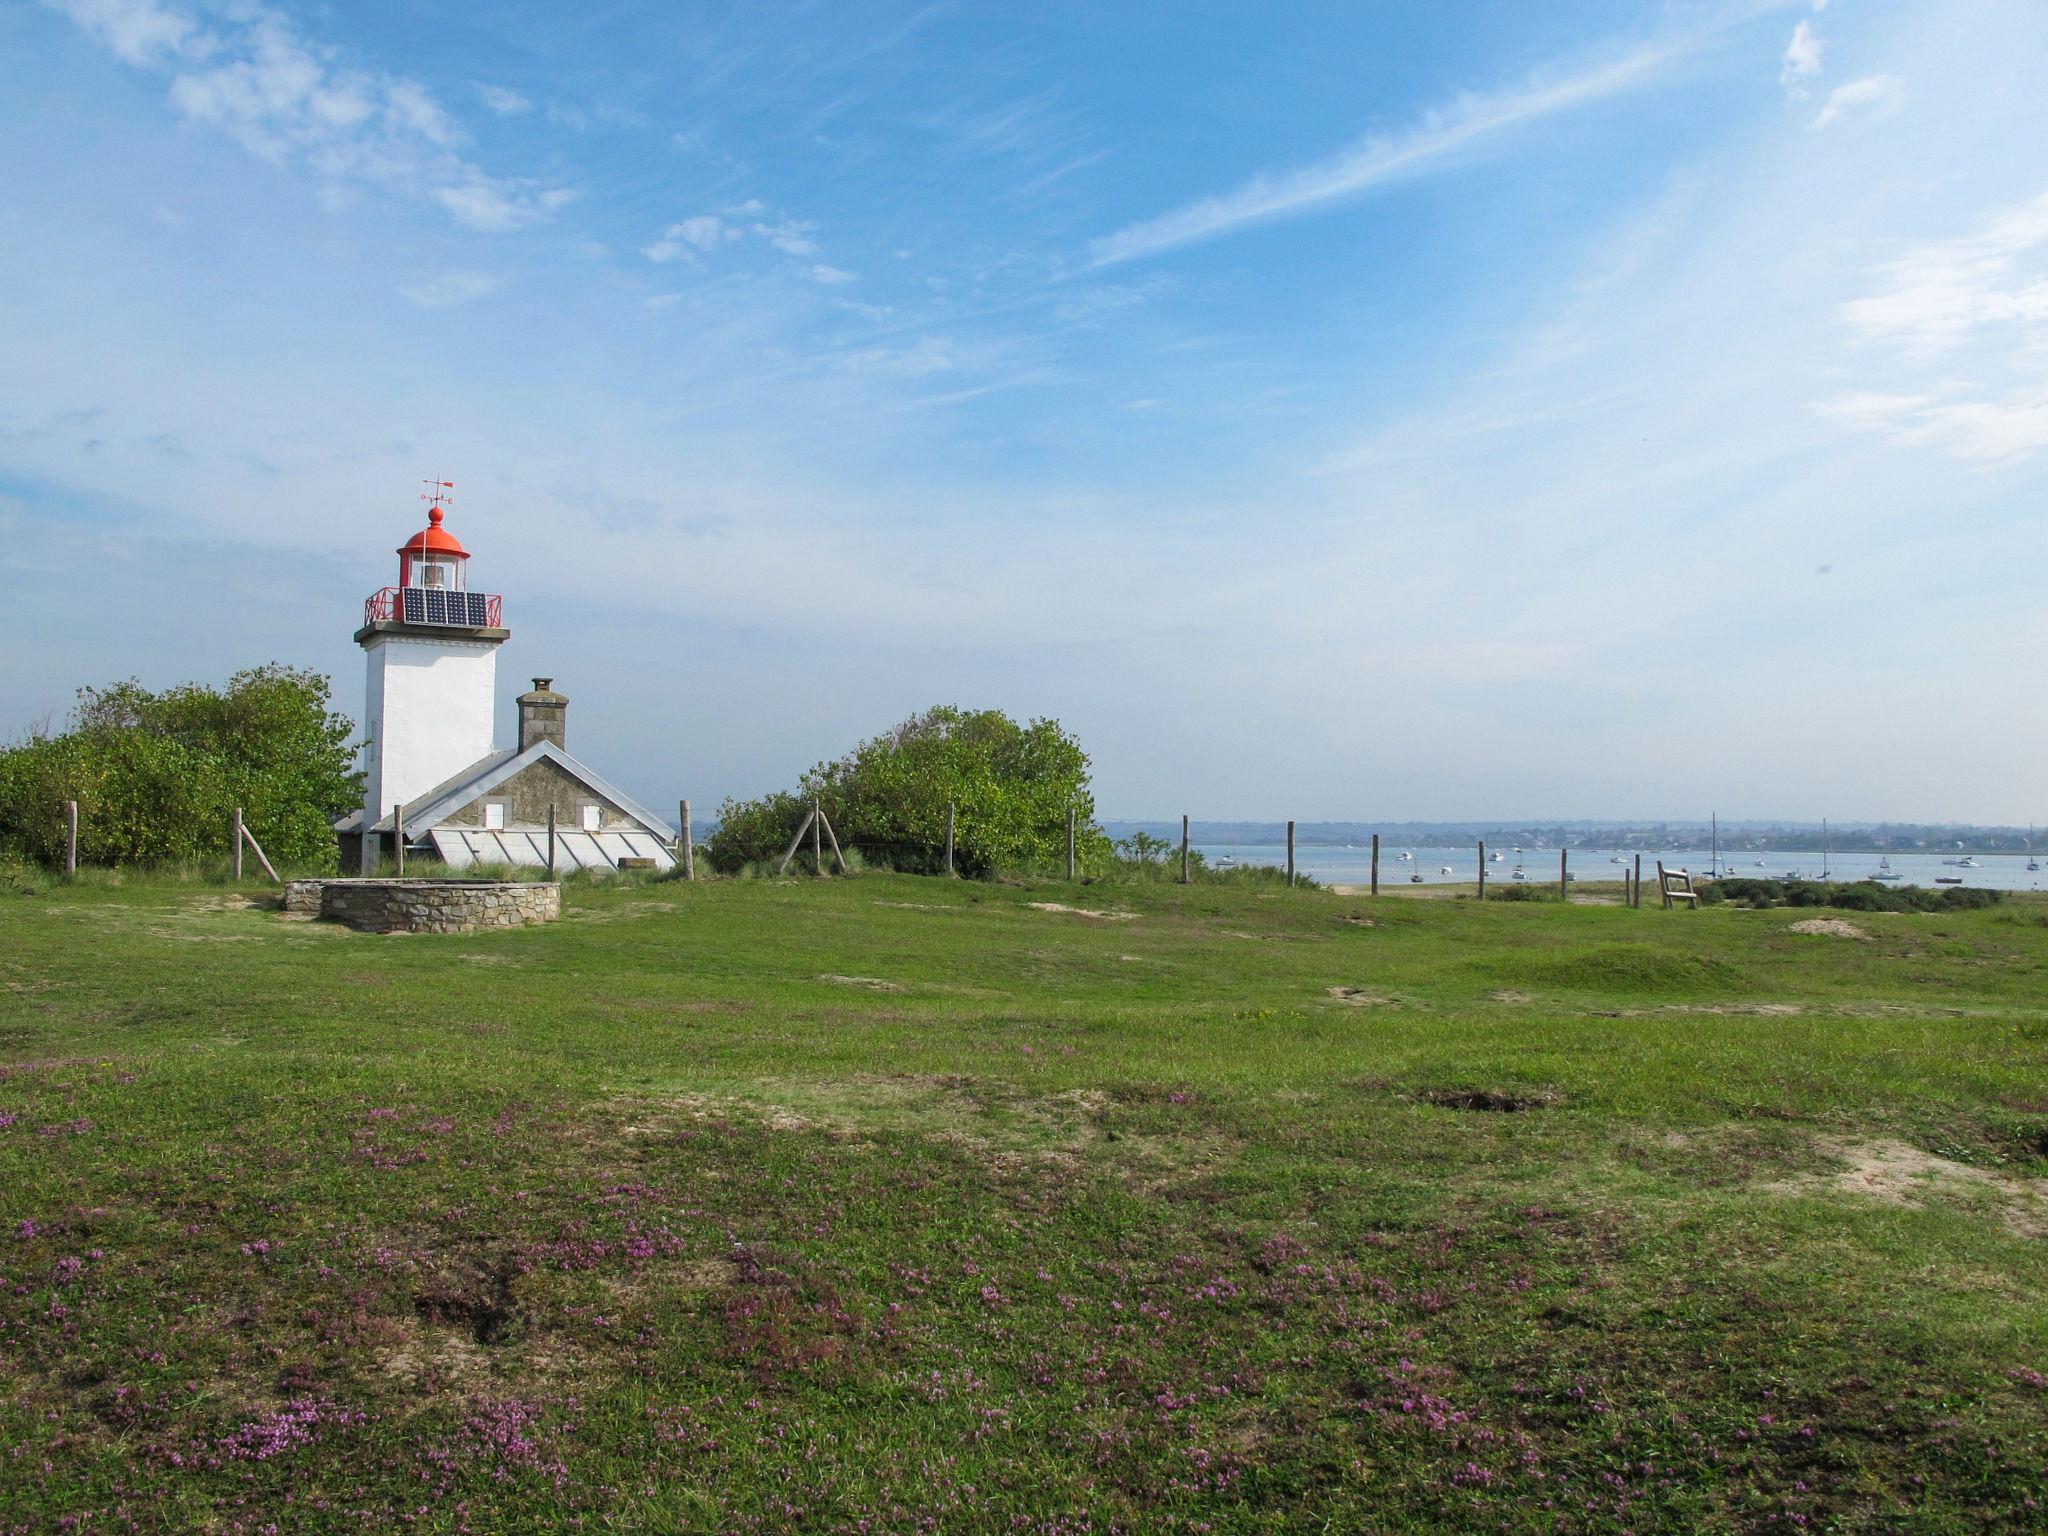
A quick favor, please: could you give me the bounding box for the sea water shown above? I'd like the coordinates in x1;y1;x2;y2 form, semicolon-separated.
1192;845;2048;892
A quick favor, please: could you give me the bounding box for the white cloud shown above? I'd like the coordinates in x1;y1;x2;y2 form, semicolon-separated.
398;271;498;308
1089;34;1694;265
644;214;738;261
809;264;856;285
1780;21;1823;95
53;1;573;231
44;0;200;67
755;219;819;257
1819;191;2048;463
1813;75;1905;128
475;83;531;117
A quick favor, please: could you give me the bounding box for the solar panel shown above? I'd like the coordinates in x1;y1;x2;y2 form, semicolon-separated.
396;584;491;627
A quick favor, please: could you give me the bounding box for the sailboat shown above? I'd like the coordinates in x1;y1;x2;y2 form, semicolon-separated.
1873;856;1901;882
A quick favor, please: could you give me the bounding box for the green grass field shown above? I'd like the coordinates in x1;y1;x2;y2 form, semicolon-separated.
3;872;2045;1533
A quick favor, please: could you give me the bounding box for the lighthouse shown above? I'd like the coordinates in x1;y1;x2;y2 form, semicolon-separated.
353;488;508;830
334;484;676;874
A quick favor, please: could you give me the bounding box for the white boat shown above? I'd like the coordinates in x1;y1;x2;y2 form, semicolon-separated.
1439;865;1453;876
1511;869;1527;882
1489;851;1504;862
1610;855;1625;864
1397;850;1413;862
1873;857;1901;882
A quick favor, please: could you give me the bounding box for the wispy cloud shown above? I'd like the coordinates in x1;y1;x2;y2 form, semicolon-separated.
1089;34;1693;266
1818;190;2048;463
643;203;854;283
1780;20;1823;94
46;0;574;231
475;83;531;117
1813;74;1905;128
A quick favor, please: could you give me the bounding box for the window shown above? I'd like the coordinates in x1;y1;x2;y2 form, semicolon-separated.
483;802;506;831
580;803;601;831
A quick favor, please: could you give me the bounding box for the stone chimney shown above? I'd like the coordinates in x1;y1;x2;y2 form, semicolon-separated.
516;677;567;751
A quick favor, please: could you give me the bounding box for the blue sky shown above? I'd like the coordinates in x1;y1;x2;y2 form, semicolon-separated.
3;0;2045;823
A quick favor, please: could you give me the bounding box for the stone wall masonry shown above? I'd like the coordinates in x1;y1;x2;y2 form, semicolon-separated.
282;878;560;934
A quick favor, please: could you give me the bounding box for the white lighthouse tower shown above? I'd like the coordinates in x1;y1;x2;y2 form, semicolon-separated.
354;485;508;835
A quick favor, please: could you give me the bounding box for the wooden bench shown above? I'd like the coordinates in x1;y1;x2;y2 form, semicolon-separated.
1655;862;1700;910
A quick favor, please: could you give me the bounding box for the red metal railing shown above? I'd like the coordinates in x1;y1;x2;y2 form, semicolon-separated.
363;587;504;628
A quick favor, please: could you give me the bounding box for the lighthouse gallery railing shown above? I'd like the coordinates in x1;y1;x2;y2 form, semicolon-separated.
363;587;504;629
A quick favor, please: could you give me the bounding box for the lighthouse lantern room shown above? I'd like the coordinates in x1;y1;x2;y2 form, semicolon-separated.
354;485;509;832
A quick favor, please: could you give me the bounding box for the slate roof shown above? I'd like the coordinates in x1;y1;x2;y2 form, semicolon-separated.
333;739;674;842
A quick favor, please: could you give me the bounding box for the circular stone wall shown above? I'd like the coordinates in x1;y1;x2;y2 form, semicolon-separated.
282;879;560;934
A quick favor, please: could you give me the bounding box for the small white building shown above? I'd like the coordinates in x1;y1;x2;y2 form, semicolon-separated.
334;495;675;873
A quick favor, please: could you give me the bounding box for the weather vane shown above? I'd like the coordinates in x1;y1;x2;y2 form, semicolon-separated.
420;478;455;512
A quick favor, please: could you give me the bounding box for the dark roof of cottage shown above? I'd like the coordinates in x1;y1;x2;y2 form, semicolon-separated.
333;739;673;840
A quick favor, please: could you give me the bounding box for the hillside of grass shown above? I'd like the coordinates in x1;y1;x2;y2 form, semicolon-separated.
2;873;2045;1533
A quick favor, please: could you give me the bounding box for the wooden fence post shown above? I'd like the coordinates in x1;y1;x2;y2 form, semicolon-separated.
1477;841;1486;901
547;803;557;878
240;823;281;885
1286;821;1296;887
1559;848;1568;900
819;806;849;874
66;800;78;877
680;800;694;880
776;807;817;876
812;799;824;876
1180;815;1190;885
1370;833;1379;896
1633;853;1642;910
944;803;956;877
394;804;405;878
1067;807;1076;881
233;807;244;882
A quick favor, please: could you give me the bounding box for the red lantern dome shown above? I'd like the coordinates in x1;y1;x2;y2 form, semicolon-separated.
399;503;468;560
359;487;505;634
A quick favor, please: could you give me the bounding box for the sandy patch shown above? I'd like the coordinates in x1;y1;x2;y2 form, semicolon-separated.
1770;1138;2047;1238
1027;902;1139;921
1487;989;1534;1004
1788;918;1870;940
1591;1002;1804;1018
815;974;905;992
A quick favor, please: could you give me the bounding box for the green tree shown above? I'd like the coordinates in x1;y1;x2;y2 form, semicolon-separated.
706;705;1110;877
0;665;360;868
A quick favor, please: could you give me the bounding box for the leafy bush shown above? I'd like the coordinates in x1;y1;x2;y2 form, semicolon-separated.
705;706;1111;879
0;665;359;869
1483;883;1560;902
1704;878;2004;914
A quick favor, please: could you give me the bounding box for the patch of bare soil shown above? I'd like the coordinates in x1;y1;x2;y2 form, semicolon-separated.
1788;918;1870;940
1770;1138;2048;1238
1327;986;1396;1007
1591;1002;1804;1018
1414;1086;1562;1113
815;973;905;992
1338;915;1376;928
182;895;262;913
1026;902;1138;921
1487;989;1534;1004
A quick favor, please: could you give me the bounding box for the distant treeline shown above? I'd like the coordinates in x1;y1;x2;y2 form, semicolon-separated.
1102;820;2046;853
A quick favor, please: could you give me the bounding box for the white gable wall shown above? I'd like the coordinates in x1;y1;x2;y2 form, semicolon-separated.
362;635;499;822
